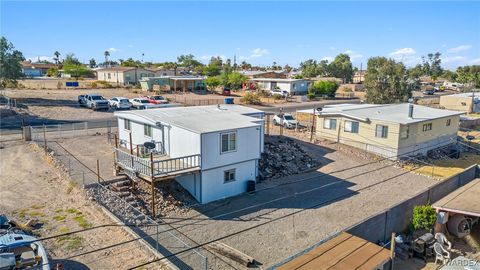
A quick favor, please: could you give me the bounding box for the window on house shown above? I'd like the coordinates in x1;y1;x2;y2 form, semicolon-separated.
400;125;410;139
224;169;236;183
375;125;388;138
323;119;337;130
107;73;111;79
221;132;236;153
144;124;153;137
124;119;131;131
446;119;451;126
344;121;359;133
423;123;432;131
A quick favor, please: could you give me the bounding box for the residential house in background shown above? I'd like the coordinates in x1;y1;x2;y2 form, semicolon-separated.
440;92;480;113
97;67;156;85
139;76;206;92
240;70;287;79
313;103;463;158
114;105;264;204
352;70;366;84
246;78;311;95
21;61;56;77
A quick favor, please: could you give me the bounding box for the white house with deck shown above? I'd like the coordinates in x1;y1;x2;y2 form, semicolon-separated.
114;105;264;204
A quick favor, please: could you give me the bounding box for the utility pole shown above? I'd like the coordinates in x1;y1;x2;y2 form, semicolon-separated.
471;89;476;114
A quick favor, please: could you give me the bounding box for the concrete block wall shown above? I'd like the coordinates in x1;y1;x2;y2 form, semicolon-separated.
347;165;478;243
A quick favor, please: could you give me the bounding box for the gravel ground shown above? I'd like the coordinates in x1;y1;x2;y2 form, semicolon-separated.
0;141;166;270
160;142;439;269
28;133;442;269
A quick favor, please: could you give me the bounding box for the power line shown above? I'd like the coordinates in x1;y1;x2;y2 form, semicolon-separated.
29;137;463;268
127;161;427;269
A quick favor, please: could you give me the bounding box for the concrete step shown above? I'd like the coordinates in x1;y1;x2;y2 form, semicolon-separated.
117;191;131;198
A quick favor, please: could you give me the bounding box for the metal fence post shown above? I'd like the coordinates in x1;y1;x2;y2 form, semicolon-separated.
156;225;159;251
43;125;47;153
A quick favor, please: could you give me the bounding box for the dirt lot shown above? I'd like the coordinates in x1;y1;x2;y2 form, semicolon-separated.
0;141;165;269
2;88;234;123
45;132;445;269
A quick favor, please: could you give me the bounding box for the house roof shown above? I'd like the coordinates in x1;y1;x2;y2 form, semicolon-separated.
250;78;309;83
114;105;263;134
442;92;478;99
317;103;464;124
20;61;56;69
97;67;155;72
433;178;480;217
240;70;286;76
277;232;391;270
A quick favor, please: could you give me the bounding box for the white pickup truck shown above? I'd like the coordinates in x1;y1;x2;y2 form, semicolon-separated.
78;94;109;110
273;113;299;129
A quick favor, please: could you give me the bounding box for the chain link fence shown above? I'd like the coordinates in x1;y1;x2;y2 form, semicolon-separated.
29;121;208;269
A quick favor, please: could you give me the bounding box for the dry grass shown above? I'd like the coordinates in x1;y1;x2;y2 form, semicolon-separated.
404;153;480;179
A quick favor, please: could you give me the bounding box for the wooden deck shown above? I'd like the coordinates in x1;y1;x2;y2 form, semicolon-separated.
114;148;201;182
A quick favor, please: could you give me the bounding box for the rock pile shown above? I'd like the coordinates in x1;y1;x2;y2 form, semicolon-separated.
259;136;319;180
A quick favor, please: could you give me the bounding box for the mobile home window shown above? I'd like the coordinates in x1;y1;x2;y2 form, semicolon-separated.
344;121;359;133
144;124;153;137
323;119;337;130
124;119;131;131
446;119;451;126
221;132;237;153
224;169;236;183
400;126;410;139
375;125;388;138
423;123;432;131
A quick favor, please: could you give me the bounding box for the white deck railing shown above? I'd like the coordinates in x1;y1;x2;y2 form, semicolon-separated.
115;148;200;178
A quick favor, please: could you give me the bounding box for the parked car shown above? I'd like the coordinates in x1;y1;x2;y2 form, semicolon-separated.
222;87;231;96
78;94;109;110
270;89;289;97
130;98;153;109
109;97;132;110
273;113;298;129
423;89;435;95
147;95;169;104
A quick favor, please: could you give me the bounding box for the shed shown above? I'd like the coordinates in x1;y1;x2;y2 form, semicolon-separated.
433;179;480;217
276;232;391;270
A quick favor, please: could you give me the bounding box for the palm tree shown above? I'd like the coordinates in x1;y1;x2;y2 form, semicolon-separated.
104;51;110;68
53;51;60;66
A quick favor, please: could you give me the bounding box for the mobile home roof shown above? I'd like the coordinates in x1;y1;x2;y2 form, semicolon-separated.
114;105;263;134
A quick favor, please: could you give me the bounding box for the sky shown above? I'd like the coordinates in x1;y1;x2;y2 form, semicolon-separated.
1;1;479;70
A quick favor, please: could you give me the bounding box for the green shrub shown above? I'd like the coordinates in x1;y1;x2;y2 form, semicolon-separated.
241;92;261;105
90;82;97;88
272;94;283;100
307;93;316;100
257;90;269;97
412;205;436;230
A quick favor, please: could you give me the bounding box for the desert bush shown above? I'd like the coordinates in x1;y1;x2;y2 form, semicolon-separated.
307;93;316;100
412;205;436;231
241;92;261;105
272;93;283;100
90;82;97;88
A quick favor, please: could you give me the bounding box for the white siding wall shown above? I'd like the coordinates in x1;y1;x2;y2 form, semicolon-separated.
117;118;163;150
201;160;256;203
168;127;201;158
200;126;261;170
176;173;201;202
276;82;293;92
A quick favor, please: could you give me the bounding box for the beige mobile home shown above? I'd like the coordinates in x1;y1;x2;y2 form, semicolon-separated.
314;103;463;158
97;67;155;85
439;92;480;113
